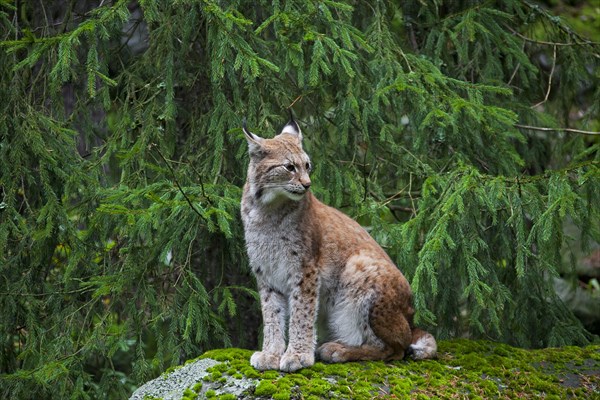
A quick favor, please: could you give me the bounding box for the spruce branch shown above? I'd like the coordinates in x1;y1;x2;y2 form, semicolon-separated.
515;124;600;136
2;2;598;395
150;144;209;223
187;162;214;207
0;287;93;296
505;24;600;47
155;154;214;207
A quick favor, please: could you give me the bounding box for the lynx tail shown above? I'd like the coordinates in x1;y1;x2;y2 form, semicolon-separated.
406;328;437;360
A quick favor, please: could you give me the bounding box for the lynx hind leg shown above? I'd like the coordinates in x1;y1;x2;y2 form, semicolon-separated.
318;296;412;363
317;310;412;362
370;300;413;361
317;341;392;363
317;294;395;363
406;328;437;360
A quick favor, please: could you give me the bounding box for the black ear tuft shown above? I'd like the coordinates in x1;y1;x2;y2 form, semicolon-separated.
242;118;264;153
242;117;253;138
280;110;303;140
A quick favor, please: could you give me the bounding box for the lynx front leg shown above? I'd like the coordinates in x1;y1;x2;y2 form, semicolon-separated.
251;286;287;370
280;271;319;372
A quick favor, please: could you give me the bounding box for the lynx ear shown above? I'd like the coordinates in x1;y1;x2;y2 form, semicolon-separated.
242;118;264;154
280;111;302;141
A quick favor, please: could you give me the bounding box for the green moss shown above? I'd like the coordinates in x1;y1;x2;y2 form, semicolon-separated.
261;370;279;380
254;380;277;396
192;382;203;393
170;340;599;399
200;348;253;362
208;363;229;373
309;378;332;395
181;388;197;400
310;362;325;372
272;392;291;400
239;366;260;379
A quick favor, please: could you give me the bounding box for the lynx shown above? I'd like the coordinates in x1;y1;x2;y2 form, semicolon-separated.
241;116;437;372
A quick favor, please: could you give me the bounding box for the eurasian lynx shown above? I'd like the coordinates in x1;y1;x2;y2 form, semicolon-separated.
241;116;437;372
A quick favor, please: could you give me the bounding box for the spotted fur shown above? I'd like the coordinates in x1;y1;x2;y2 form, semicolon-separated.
241;118;436;372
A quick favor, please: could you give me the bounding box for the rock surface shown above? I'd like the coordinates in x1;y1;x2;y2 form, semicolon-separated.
130;340;599;399
130;358;218;400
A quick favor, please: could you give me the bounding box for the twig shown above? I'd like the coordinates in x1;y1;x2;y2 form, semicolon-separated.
114;18;143;54
61;0;77;34
0;287;93;296
388;205;417;213
508;42;525;88
408;173;417;217
287;95;303;109
362;141;369;203
514;124;600;136
168;156;214;206
399;48;413;73
151;144;209;223
532;45;556;109
505;24;597;47
507;63;520;87
188;162;213;206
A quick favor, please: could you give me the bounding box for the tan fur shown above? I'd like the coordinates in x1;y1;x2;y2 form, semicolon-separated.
241;119;437;372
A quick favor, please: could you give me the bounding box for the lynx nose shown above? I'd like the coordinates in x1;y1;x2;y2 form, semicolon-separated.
301;179;311;190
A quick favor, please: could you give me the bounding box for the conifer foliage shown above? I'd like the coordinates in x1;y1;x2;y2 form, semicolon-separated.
1;1;598;398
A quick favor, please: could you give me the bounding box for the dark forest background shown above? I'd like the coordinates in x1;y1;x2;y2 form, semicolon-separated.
1;1;599;398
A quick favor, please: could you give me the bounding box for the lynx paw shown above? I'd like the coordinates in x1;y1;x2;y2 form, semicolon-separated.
250;351;281;370
279;351;314;372
317;342;349;363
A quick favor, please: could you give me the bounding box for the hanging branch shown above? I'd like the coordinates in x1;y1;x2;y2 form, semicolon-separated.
514;124;600;136
187;162;214;206
150;144;209;223
505;24;597;47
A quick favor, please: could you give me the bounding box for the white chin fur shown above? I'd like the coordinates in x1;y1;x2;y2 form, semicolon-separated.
284;190;305;201
261;187;305;204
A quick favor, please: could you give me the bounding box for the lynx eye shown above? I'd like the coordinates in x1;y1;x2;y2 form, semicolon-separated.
285;164;296;172
305;162;311;171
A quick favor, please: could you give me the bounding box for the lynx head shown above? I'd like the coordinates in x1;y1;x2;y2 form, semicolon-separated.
243;117;312;205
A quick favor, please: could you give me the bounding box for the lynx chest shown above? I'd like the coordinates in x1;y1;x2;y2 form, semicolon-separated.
242;207;304;293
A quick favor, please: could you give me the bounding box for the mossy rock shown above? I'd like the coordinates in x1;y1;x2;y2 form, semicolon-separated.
130;340;600;399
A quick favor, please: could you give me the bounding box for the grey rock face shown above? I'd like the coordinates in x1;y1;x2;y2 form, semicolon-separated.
130;358;218;400
130;357;260;400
